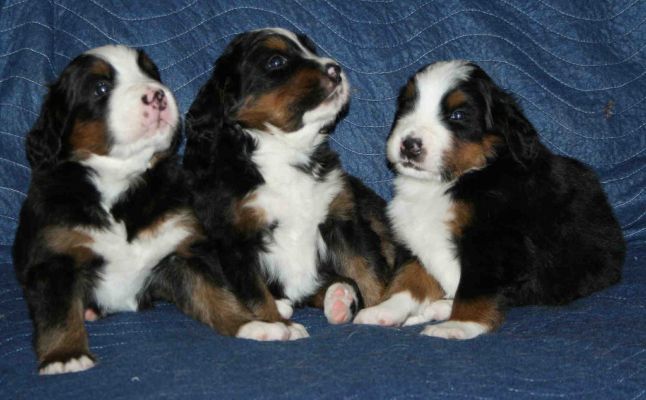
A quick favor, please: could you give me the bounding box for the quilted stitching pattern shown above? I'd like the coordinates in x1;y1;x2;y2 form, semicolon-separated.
0;1;644;398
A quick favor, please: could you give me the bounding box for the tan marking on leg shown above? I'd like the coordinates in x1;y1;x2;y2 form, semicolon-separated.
450;296;503;330
188;276;254;336
384;260;445;303
342;255;384;307
250;281;285;323
328;185;354;220
37;298;92;367
367;215;396;269
42;227;95;265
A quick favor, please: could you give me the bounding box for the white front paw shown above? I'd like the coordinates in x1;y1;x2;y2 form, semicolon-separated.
403;299;453;326
420;321;488;340
287;323;309;340
39;355;95;375
275;299;294;319
236;321;291;341
354;304;408;327
323;283;358;324
353;292;417;326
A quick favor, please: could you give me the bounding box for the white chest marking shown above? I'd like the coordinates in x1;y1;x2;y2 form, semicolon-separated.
248;132;343;303
388;176;460;297
86;212;193;312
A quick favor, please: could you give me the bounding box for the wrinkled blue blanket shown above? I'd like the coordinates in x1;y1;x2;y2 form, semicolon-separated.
1;1;644;398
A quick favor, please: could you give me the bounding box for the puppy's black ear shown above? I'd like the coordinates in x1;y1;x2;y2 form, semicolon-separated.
296;33;317;54
26;76;72;170
471;64;540;167
184;34;248;173
136;49;161;82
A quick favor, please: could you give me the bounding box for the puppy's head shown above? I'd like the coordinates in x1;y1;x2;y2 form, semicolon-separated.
188;28;349;137
26;45;179;169
387;61;539;182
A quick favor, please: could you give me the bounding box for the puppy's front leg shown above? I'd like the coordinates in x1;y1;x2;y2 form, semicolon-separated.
354;259;446;327
25;257;94;375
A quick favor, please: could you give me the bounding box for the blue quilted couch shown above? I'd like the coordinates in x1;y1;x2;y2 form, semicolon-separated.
1;1;644;398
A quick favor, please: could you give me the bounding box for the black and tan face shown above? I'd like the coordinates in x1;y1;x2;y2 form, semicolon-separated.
387;61;501;182
204;28;350;134
26;45;179;168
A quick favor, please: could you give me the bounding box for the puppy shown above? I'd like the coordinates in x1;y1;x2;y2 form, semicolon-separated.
13;45;299;375
184;28;403;333
355;60;625;339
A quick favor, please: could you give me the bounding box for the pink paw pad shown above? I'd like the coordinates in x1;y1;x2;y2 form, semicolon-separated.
324;283;357;325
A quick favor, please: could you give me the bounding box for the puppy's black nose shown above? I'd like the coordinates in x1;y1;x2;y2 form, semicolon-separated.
325;63;342;84
401;137;423;159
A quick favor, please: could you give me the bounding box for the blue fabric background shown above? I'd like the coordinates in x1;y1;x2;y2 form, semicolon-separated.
0;1;644;398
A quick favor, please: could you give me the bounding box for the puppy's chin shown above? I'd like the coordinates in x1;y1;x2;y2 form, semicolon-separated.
302;79;350;127
393;161;440;181
109;128;175;160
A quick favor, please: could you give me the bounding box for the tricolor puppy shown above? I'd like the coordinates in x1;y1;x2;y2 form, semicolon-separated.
355;60;625;339
184;28;399;334
13;45;297;376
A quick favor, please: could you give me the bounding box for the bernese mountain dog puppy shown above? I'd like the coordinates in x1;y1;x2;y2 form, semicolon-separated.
13;45;299;375
354;60;625;339
184;28;402;335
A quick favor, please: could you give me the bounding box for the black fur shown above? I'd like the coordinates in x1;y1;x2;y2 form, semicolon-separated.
448;66;624;306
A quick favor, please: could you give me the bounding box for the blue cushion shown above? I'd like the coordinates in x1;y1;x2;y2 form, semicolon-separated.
1;1;644;398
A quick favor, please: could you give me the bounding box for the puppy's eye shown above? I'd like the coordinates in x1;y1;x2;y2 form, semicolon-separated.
449;110;466;121
266;55;287;70
94;81;111;97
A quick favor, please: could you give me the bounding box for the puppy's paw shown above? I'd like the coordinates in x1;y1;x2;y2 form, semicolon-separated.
287;323;309;340
354;305;404;327
236;321;291;341
403;299;453;326
84;308;102;322
275;299;294;320
323;283;358;324
420;321;488;340
39;354;95;375
354;293;416;326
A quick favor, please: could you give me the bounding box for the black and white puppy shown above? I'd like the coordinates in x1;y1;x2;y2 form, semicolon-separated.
13;45;297;375
355;60;625;339
184;28;399;334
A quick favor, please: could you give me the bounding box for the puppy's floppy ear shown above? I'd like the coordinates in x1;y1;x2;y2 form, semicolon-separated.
26;74;73;170
184;34;248;172
471;64;539;167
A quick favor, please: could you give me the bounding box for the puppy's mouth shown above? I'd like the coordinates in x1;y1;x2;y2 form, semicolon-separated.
399;160;425;171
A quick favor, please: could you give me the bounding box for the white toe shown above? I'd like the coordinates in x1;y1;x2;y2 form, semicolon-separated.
287;323;309;340
421;321;488;340
275;299;294;319
39;355;95;375
236;321;291;341
353;292;419;326
403;299;453;326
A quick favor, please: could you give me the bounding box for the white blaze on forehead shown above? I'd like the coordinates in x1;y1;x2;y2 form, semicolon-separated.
260;27;339;66
85;45;155;84
387;60;473;179
405;60;473;126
